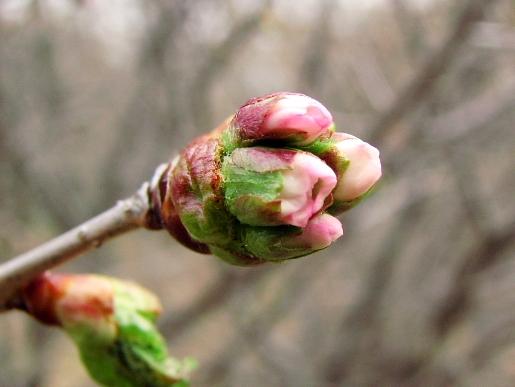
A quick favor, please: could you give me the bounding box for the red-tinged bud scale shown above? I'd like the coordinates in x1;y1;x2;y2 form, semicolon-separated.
148;92;382;266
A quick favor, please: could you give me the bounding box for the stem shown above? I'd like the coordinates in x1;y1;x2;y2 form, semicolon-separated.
0;183;151;311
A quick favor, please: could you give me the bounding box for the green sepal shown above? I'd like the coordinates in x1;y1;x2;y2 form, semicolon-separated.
222;160;285;226
242;225;322;262
220;126;239;155
296;137;335;156
209;245;265;266
179;195;237;246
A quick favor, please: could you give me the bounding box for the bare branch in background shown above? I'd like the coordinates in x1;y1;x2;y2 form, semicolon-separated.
322;196;427;385
390;0;428;63
0;55;74;230
348;48;395;112
297;0;333;91
428;78;515;141
95;1;191;210
200;262;325;386
370;0;499;145
433;219;515;336
161;267;270;340
444;147;491;238
189;1;271;131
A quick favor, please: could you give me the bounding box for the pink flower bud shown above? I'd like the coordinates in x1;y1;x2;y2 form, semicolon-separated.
233;92;334;145
149;93;381;265
285;213;343;250
278;151;337;227
242;212;343;261
333;133;382;202
223;147;336;228
263;94;334;145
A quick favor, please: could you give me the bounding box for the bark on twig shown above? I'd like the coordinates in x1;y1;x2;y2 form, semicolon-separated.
0;183;151;311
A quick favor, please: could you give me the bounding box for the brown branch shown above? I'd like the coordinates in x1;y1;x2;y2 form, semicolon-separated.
0;183;151;311
428;78;515;142
390;0;428;64
0;41;75;230
444;147;490;238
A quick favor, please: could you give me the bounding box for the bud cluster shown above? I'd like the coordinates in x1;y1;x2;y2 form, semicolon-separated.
150;92;382;265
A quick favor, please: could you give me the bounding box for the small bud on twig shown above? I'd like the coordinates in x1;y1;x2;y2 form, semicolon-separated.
22;272;195;387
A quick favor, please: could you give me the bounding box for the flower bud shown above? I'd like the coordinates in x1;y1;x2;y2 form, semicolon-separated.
23;272;194;387
331;133;382;206
227;92;334;148
222;147;336;227
241;213;343;261
148;92;381;265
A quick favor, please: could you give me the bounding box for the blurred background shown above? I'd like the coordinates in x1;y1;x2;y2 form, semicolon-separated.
0;0;514;386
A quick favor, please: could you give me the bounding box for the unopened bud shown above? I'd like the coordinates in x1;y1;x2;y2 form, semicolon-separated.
332;133;382;206
222;147;336;227
229;92;334;147
149;92;381;265
241;213;343;261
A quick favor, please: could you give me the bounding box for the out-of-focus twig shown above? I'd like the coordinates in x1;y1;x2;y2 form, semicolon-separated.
160;267;270;340
348;48;395;112
390;0;428;63
433;219;515;335
444;147;490;238
200;262;323;386
189;1;271;131
369;0;499;145
297;0;333;91
95;1;190;210
0;20;76;229
402;220;515;386
322;195;427;385
428;78;515;141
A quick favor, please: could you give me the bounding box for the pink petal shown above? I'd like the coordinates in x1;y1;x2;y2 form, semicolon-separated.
279;152;337;227
286;213;343;249
334;136;382;201
263;94;334;144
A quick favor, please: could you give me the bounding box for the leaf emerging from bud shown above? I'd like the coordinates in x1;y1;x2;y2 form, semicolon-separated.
23;273;195;387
